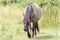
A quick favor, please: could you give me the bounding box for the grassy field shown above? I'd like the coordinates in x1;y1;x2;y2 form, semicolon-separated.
0;3;60;40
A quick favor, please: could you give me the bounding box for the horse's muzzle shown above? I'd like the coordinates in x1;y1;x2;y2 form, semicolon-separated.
24;25;28;31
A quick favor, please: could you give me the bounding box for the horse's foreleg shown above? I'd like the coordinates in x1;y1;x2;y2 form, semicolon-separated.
27;23;31;38
27;30;31;38
32;23;36;37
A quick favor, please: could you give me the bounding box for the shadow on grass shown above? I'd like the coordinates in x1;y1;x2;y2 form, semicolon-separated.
34;35;60;40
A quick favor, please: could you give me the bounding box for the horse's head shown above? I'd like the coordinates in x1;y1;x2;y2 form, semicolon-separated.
23;14;30;31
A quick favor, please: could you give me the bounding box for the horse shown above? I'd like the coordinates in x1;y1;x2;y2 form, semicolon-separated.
23;2;42;38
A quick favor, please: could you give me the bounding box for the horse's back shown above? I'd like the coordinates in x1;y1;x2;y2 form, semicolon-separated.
31;3;42;22
24;2;42;23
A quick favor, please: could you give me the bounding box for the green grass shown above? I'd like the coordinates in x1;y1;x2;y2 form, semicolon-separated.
0;3;60;40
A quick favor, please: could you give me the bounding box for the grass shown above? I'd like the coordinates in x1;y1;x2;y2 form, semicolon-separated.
0;3;60;40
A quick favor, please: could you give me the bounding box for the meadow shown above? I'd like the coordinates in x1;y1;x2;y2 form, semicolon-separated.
0;0;60;40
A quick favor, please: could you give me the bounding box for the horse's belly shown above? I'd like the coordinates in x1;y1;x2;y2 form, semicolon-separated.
30;11;41;23
32;3;41;21
30;15;40;23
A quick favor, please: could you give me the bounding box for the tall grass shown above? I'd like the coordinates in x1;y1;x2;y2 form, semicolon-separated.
0;0;60;40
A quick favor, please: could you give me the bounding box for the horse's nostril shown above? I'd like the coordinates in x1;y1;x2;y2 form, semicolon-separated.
24;27;28;31
24;29;27;31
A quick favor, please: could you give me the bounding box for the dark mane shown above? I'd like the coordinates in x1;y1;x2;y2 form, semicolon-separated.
26;2;33;16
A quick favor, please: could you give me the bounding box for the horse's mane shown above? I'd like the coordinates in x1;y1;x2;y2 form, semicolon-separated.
26;2;33;16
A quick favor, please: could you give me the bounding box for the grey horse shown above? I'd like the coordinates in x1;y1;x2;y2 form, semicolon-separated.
23;2;42;38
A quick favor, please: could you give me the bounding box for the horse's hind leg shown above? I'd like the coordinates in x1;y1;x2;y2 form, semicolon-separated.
33;22;39;36
35;22;39;32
